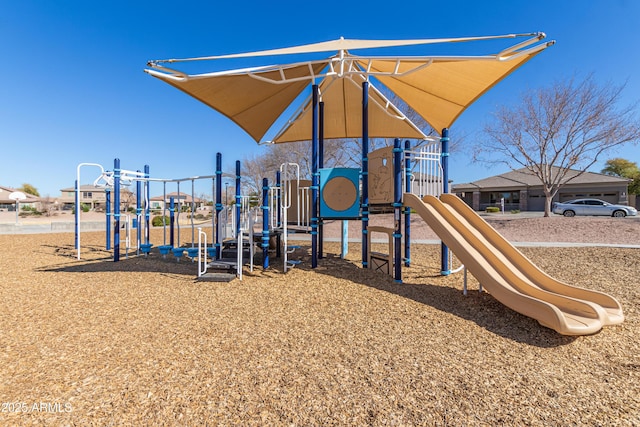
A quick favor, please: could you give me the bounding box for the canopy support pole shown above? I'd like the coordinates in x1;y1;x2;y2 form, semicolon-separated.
361;81;369;268
318;100;324;260
440;128;450;275
311;84;319;268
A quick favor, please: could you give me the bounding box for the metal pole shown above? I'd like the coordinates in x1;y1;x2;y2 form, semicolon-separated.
311;84;319;268
105;188;111;251
170;197;175;248
215;153;222;259
276;170;281;259
393;138;403;283
318;100;324;259
262;178;270;270
404;139;411;267
136;171;142;254
441;128;450;275
361;81;369;268
114;158;121;262
145;165;150;245
235;160;241;238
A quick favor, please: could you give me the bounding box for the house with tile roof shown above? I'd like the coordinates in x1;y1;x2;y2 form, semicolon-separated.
452;167;632;212
0;185;41;211
58;185;135;211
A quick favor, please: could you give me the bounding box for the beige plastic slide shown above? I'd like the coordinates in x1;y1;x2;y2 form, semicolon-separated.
439;193;624;326
403;193;624;335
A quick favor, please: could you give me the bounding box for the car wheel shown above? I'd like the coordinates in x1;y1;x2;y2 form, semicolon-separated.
612;210;626;218
563;210;576;217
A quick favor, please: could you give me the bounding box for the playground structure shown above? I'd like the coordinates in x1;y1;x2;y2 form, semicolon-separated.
97;32;625;335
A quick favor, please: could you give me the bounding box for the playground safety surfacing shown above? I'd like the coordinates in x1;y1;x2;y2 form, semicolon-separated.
1;230;638;425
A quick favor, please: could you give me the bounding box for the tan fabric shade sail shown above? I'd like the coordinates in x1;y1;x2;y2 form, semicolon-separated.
147;62;330;142
146;33;553;143
272;74;427;143
355;51;543;133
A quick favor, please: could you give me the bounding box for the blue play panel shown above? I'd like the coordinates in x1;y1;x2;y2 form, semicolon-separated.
319;168;360;218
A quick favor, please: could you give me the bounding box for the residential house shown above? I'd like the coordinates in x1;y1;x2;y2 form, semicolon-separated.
452;167;632;212
0;185;41;211
58;185;135;211
149;192;207;212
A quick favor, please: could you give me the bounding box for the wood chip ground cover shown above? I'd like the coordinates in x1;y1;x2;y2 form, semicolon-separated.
0;223;639;425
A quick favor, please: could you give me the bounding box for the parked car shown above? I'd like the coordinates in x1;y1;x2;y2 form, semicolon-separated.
552;199;638;217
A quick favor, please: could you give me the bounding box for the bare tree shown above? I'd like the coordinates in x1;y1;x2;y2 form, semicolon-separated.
474;74;640;216
39;195;57;217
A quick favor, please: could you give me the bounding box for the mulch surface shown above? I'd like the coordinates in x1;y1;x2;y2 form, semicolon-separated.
0;229;639;425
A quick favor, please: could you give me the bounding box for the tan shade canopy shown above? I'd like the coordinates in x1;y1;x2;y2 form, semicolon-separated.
148;61;329;142
146;34;553;142
272;75;426;143
356;51;542;133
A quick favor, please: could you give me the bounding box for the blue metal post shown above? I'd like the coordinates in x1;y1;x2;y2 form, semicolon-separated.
262;178;270;270
441;128;450;275
235;160;241;238
275;170;281;259
169;197;175;248
215;153;222;259
311;84;319;268
105;188;111;251
114;158;121;262
318;100;324;259
393;138;403;283
404;139;411;267
136;172;142;254
144;165;150;245
361;81;369;268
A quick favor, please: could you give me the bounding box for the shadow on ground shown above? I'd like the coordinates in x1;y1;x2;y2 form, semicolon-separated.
294;248;578;348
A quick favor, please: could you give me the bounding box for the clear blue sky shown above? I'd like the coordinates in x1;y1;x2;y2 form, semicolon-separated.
2;0;639;198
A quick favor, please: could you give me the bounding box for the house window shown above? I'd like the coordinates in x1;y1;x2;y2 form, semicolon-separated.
490;192;520;205
82;192;93;198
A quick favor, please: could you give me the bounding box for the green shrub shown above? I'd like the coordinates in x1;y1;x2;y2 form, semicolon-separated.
510;209;521;214
81;203;90;213
485;206;500;213
152;215;170;227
